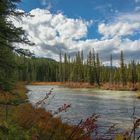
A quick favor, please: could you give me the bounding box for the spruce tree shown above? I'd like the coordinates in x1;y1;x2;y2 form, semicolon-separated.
95;53;100;86
130;60;138;88
59;51;63;82
87;50;93;84
120;51;127;86
0;0;33;90
109;54;113;86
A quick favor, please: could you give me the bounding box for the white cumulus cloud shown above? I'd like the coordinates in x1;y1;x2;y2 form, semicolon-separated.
12;9;140;65
135;0;140;3
13;8;93;57
98;21;140;39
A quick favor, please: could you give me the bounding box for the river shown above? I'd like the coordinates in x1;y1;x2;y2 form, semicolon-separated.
26;85;140;134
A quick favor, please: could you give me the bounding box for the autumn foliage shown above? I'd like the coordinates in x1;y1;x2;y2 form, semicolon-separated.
13;104;91;140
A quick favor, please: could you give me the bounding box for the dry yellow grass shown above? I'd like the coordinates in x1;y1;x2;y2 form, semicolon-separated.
136;92;140;99
30;82;140;91
31;82;64;86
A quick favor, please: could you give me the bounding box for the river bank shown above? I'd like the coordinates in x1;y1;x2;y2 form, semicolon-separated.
0;82;92;140
31;82;140;91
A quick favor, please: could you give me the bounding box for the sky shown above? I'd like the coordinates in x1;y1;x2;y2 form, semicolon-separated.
14;0;140;65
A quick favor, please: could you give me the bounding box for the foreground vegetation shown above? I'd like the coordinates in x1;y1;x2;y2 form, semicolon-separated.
0;82;93;140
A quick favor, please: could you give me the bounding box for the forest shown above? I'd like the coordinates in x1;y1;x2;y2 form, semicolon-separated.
15;50;139;89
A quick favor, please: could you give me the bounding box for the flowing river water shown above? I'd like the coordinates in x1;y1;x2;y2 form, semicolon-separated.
26;85;140;135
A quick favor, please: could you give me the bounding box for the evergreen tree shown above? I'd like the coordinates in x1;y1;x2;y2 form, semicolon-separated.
59;51;63;82
87;50;94;84
0;0;32;90
130;60;138;88
109;54;113;86
64;53;68;82
95;53;101;86
120;51;127;86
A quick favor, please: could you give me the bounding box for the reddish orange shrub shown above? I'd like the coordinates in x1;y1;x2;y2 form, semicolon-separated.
13;104;92;140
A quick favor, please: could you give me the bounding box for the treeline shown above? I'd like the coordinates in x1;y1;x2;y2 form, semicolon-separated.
16;50;140;88
15;57;59;82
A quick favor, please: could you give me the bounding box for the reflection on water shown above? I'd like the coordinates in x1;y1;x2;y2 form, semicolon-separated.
26;85;140;132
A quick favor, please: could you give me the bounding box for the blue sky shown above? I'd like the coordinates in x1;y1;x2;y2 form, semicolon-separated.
16;0;140;65
18;0;139;38
18;0;138;18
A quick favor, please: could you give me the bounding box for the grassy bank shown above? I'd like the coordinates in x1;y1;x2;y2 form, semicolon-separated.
0;82;93;140
31;82;64;86
65;82;140;91
31;82;140;91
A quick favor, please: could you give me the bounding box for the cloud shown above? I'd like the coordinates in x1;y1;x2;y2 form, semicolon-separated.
116;12;140;23
13;9;93;56
135;6;140;11
135;0;140;3
41;0;48;6
99;22;140;39
12;9;140;65
98;13;140;39
41;0;52;10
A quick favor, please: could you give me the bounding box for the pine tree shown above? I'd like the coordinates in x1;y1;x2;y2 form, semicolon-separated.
87;50;93;84
64;53;68;82
130;60;138;88
59;51;63;82
95;53;100;86
0;0;27;90
120;51;127;86
109;54;113;86
0;2;34;137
